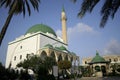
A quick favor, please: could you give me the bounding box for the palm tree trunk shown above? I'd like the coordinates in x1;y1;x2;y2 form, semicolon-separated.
0;1;17;45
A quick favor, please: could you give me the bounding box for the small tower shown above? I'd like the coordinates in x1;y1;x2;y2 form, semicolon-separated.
61;7;67;44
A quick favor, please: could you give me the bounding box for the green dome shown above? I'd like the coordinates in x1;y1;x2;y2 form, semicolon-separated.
25;24;57;36
59;46;67;51
54;46;68;52
44;44;53;48
91;51;105;63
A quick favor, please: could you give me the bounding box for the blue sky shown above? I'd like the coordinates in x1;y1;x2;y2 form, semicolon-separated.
0;0;120;65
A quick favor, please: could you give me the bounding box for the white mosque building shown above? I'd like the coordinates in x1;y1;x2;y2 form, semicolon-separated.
5;8;79;68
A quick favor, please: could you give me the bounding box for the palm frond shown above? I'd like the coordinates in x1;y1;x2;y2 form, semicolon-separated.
22;1;25;17
0;0;7;7
0;0;12;8
101;0;113;15
77;0;100;18
100;9;110;27
5;0;12;7
71;0;77;3
30;0;39;11
78;0;92;18
89;0;100;12
100;0;113;27
0;0;40;46
111;0;120;19
25;0;31;16
75;0;120;27
14;0;23;15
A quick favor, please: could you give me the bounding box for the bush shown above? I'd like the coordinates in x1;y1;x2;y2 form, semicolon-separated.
47;74;55;80
95;66;100;72
117;68;120;72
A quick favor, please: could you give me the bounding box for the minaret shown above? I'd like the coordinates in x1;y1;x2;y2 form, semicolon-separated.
61;7;67;44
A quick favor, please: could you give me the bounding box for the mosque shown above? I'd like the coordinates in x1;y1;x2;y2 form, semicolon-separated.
5;8;80;68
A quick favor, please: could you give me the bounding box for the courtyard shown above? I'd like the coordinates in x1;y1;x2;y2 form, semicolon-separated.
79;77;120;80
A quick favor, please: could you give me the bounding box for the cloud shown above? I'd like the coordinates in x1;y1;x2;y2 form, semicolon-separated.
56;22;97;39
56;22;101;57
56;30;62;37
103;39;120;55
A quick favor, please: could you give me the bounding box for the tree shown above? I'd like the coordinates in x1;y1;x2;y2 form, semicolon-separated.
17;55;43;73
110;63;120;75
0;62;19;80
17;55;56;74
0;0;40;45
17;55;56;80
72;0;120;27
44;56;57;73
58;60;72;70
58;60;72;78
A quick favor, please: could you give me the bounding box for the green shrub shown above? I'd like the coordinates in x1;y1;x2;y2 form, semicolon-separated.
95;66;100;72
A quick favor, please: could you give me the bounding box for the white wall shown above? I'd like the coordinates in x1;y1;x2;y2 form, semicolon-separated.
5;34;40;68
5;32;67;68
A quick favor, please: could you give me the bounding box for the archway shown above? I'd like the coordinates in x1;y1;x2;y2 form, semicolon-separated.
65;55;68;60
58;54;62;62
71;57;73;62
101;65;106;76
50;51;56;61
40;51;47;60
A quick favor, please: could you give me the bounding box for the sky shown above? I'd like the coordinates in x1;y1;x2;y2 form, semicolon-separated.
0;0;120;65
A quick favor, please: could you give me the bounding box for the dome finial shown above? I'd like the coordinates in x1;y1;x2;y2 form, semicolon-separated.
62;5;65;12
96;50;99;55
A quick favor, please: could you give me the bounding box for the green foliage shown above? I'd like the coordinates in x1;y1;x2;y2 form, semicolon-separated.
0;0;40;45
95;65;100;72
117;68;120;72
17;55;56;75
36;65;56;80
17;55;43;73
73;0;120;27
19;70;31;80
78;66;92;77
0;62;19;80
109;63;120;76
58;60;72;79
58;60;72;69
44;56;57;70
37;65;48;75
1;55;56;80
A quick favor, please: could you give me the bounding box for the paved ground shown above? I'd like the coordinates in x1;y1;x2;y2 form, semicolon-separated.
59;77;120;80
79;77;120;80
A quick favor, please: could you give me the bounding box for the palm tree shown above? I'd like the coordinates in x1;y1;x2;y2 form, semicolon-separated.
72;0;120;27
0;0;40;45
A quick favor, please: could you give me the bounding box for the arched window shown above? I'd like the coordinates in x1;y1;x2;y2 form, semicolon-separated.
14;56;16;61
20;46;22;49
26;54;30;59
20;55;22;60
109;59;111;62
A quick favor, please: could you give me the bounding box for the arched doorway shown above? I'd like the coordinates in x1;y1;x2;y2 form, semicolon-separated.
50;52;56;61
40;51;47;60
71;57;73;62
58;54;62;62
101;65;106;76
65;55;68;60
